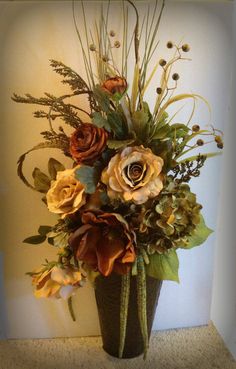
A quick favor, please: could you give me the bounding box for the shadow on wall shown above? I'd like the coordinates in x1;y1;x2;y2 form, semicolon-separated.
0;252;7;339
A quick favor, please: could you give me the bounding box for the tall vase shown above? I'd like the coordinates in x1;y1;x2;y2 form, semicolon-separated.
94;272;162;358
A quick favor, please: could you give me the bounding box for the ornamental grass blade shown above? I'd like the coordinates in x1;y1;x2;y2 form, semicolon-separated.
119;272;130;358
137;255;148;360
131;63;140;113
17;142;64;191
157;93;211;123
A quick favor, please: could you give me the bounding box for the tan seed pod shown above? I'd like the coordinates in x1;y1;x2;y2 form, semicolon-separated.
172;73;180;81
114;41;121;48
217;142;224;149
167;41;174;49
159;59;167;67
197;139;204;146
89;44;96;52
192;125;200;132
214;135;222;144
182;44;190;52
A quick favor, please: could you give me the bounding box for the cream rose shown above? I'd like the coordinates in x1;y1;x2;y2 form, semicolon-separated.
101;146;164;204
32;265;83;299
46;168;85;218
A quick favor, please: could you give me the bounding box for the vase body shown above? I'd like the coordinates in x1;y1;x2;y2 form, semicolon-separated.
94;273;162;358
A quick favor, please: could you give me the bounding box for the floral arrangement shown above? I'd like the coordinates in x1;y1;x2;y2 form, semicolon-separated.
13;0;223;358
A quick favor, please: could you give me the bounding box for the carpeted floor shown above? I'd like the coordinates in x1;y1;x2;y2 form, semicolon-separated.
0;323;235;369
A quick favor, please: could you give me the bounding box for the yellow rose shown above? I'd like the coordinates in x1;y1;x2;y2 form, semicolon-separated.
32;265;83;299
46;168;85;218
101;146;164;204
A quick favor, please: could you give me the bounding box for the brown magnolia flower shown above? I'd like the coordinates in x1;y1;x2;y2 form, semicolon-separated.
69;211;136;276
69;123;108;164
101;76;127;95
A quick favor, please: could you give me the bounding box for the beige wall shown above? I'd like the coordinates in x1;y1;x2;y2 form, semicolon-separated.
0;1;232;338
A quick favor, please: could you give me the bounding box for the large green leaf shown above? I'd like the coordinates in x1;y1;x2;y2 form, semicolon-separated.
92;112;111;132
32;168;51;193
132;110;149;130
107;111;127;139
182;214;213;249
152;124;170;139
146;249;179;282
107;139;134;149
75;165;101;194
169;123;189;138
38;225;52;235
93;86;110;113
48;158;65;180
23;235;46;245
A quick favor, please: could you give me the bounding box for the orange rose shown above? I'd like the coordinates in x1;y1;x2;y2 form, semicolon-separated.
69;211;136;276
69;123;108;164
101;76;127;95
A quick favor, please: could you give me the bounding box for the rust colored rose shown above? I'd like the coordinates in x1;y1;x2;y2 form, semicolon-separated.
69;123;108;164
69;211;136;276
101;76;127;95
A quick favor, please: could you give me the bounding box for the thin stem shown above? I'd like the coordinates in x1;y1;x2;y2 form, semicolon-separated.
127;0;139;65
81;1;95;87
72;1;92;89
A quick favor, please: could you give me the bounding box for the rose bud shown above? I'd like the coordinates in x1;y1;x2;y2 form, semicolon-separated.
101;76;127;95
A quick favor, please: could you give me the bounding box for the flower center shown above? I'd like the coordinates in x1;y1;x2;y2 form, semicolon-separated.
125;162;146;185
76;128;93;150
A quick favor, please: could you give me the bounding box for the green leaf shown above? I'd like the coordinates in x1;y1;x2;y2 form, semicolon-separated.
132;110;149;137
152;124;171;139
146;249;179;282
150;139;173;172
92;112;111;132
75;165;101;194
155;111;169;129
23;235;46;245
32;168;51;193
38;225;52;235
107;111;127;139
107;139;134;149
48;158;65;180
182;214;213;249
93;86;110;113
169;124;189;139
133;110;149;127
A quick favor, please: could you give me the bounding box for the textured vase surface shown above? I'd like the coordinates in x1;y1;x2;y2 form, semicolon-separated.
95;273;162;358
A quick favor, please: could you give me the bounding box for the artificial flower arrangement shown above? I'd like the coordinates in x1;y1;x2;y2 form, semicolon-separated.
13;0;223;359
